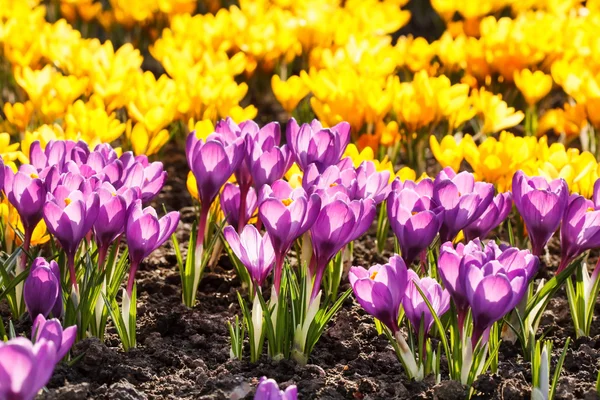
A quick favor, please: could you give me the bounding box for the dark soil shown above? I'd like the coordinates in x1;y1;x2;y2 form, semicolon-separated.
2;146;600;400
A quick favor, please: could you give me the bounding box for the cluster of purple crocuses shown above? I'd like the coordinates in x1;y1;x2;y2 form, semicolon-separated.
3;140;179;313
188;118;386;303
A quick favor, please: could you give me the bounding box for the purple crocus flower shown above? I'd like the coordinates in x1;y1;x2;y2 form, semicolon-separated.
4;164;47;246
349;254;408;333
403;269;450;337
439;239;503;332
220;183;257;232
32;315;77;361
303;163;357;198
215;119;281;230
559;194;600;273
465;261;526;346
286;118;351;173
463;192;512;242
224;225;275;288
43;187;99;288
249;143;293;191
29;140;89;174
512;170;568;256
355;161;390;204
125;199;180;295
24;258;62;320
93;183;133;267
258;180;321;293
121;159;167;203
433;167;494;242
186;131;245;250
387;179;444;266
310;196;376;300
255;377;298;400
0;337;57;400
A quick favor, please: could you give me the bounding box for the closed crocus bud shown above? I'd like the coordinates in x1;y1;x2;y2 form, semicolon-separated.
355;161;391;204
24;258;62;320
224;225;275;288
465;258;529;346
125;200;180;295
94;183;128;241
220;183;257;231
559;194;600;273
4;164;47;238
387;179;444;265
0;337;57;400
403;270;450;337
286;118;351;173
349;254;408;333
433;167;494;243
464;192;513;242
186;132;245;210
32;315;77;361
512;170;568;256
254;377;298;400
249;143;293;190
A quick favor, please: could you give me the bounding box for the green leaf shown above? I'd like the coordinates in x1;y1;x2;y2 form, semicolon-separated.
413;283;455;380
550;337;570;400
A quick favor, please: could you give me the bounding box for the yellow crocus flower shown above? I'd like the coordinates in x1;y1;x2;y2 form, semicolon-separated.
429;134;468;172
472;88;525;134
514;69;553;106
271;75;310;114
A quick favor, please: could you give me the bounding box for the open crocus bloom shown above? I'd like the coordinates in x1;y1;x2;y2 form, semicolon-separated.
349;254;408;333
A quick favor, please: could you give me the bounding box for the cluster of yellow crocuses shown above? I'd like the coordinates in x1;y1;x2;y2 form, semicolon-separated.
2;0;600;204
431;131;600;197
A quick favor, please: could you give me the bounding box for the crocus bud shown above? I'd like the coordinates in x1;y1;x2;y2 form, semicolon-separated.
254;377;298;400
186;131;245;210
0;337;57;400
220;183;257;230
387;178;444;265
24;258;62;320
403;270;450;337
32;315;77;361
512;170;568;256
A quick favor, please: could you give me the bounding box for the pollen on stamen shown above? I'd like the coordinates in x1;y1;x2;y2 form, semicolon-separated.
588;207;595;212
30;173;39;179
370;271;378;280
282;198;293;206
330;183;338;188
64;198;72;206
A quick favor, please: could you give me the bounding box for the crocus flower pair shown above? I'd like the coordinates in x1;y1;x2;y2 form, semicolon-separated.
349;255;449;337
0;316;76;400
439;239;538;345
